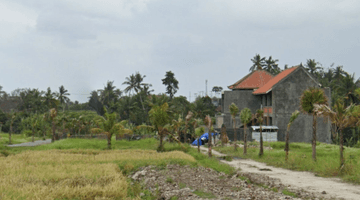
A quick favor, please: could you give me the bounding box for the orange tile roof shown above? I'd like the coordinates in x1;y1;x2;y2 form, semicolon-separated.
253;66;298;95
228;70;274;90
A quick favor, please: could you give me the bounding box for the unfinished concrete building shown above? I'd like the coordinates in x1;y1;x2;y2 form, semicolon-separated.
217;66;331;143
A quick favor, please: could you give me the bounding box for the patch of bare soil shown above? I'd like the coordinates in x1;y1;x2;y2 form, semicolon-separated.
131;164;333;200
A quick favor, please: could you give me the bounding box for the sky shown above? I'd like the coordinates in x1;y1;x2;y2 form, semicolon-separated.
1;0;360;103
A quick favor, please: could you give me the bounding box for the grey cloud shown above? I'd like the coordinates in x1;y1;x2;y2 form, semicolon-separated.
1;0;360;102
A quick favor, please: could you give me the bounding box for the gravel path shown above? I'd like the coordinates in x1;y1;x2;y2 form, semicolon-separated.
7;139;52;147
193;145;360;200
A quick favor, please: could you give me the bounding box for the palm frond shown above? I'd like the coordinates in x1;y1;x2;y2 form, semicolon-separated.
240;108;252;125
229;103;239;118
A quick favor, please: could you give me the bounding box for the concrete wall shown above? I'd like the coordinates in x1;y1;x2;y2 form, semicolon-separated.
216;127;253;142
223;90;261;115
222;90;261;128
272;67;331;143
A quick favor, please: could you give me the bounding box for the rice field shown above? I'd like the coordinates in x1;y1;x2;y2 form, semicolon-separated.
0;149;196;200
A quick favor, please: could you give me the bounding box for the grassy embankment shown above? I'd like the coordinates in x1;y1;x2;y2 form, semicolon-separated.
215;141;360;184
0;136;235;199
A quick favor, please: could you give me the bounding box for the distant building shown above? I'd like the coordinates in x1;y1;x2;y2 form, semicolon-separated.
217;66;331;143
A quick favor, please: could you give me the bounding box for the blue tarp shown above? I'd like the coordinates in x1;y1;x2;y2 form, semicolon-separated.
191;132;217;146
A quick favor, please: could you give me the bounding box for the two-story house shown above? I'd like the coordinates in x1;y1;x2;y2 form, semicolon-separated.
217;66;331;143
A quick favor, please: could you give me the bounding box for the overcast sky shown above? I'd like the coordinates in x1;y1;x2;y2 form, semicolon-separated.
1;0;359;103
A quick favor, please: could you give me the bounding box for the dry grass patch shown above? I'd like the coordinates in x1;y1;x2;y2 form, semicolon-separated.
0;149;195;200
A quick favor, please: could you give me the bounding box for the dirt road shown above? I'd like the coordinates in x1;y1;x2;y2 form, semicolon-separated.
7;139;52;147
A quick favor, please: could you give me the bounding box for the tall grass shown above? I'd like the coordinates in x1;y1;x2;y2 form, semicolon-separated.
215;141;360;184
1;137;237;199
0;149;195;199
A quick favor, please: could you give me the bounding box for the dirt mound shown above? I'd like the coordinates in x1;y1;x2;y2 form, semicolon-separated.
130;164;333;199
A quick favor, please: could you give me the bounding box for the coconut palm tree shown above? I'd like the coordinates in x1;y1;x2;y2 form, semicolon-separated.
40;113;49;140
57;85;70;112
44;87;58;109
340;73;357;106
256;109;264;156
91;108;132;149
250;54;266;71
205;115;213;157
305;59;322;75
229;103;239;151
333;65;346;81
123;74;137;96
240;108;252;155
149;102;170;152
300;87;328;161
88;90;105;116
30;114;39;142
49;108;57;143
123;72;151;111
8;112;16;144
220;124;228;147
100;81;118;108
285;110;300;161
315;100;360;167
264;56;280;74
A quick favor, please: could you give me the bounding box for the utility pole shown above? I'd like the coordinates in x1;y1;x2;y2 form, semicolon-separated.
205;80;208;96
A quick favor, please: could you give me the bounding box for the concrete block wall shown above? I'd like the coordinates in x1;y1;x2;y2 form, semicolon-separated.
223;90;262;115
272;67;331;143
216;127;253;142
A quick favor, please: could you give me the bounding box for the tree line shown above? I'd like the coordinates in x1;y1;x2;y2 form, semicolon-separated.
0;71;218;144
